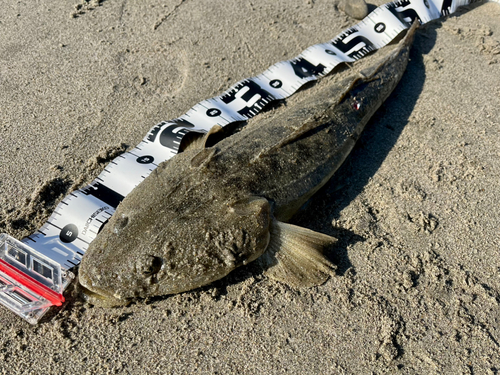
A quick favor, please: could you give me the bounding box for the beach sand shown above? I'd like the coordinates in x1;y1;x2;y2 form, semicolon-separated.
1;0;500;373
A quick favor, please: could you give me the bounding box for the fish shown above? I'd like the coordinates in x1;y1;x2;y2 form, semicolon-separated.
78;22;418;307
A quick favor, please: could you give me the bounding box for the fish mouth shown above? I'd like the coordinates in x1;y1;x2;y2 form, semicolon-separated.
77;277;130;307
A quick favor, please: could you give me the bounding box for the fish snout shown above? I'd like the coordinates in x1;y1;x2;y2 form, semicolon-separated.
78;250;165;306
78;253;131;307
77;274;130;307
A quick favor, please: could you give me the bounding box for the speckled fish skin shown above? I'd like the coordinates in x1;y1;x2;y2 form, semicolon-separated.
78;23;417;307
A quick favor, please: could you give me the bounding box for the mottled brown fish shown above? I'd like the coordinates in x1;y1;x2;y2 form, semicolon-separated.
78;23;417;307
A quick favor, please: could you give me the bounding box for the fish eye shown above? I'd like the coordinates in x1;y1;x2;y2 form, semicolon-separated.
113;215;129;234
140;256;163;277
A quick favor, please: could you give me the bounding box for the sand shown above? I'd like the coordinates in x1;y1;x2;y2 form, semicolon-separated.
1;0;500;373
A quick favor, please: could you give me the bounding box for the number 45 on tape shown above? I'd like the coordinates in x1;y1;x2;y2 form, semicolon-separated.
0;234;74;324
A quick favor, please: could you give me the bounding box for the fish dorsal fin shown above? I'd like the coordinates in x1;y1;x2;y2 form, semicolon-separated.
252;23;420;162
180;125;224;152
190;147;217;168
259;220;337;288
255;73;369;159
251;75;364;162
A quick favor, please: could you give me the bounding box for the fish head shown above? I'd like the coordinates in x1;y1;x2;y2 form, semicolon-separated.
78;191;272;307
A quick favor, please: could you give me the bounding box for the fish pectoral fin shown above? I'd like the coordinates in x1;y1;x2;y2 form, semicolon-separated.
180;125;224;152
259;220;337;288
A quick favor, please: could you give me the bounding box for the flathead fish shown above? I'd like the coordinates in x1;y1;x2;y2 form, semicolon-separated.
78;22;417;306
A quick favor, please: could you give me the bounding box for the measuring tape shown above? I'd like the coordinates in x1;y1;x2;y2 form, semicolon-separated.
0;0;497;324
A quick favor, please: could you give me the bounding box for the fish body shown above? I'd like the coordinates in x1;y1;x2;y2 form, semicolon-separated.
78;23;417;306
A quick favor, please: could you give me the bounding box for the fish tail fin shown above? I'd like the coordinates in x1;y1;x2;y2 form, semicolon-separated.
260;220;337;288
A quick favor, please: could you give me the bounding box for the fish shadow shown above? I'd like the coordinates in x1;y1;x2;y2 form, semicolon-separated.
291;22;443;275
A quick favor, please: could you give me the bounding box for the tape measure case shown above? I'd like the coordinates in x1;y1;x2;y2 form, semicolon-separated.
0;234;74;324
